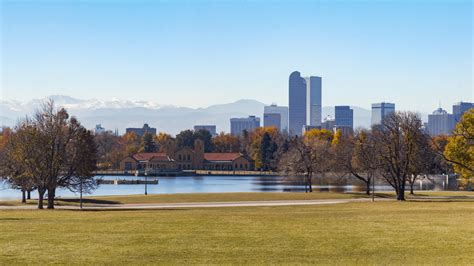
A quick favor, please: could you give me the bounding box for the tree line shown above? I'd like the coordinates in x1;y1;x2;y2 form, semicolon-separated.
0;102;472;206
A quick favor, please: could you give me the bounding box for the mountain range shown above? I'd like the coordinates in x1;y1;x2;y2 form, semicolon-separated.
0;95;374;135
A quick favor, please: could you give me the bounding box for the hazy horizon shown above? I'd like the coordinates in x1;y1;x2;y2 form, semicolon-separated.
1;0;473;113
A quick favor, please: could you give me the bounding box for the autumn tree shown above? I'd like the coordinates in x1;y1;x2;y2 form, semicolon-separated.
212;133;240;152
444;109;473;188
155;132;173;152
247;127;280;170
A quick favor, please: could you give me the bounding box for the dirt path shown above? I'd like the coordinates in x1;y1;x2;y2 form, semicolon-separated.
0;198;387;210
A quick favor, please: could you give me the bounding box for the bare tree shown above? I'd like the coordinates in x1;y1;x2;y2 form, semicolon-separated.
373;112;424;201
334;130;379;195
67;128;98;209
280;136;332;192
4;100;98;209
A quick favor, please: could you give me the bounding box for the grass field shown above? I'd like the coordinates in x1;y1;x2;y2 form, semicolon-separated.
0;192;367;207
1;191;473;207
1;200;473;264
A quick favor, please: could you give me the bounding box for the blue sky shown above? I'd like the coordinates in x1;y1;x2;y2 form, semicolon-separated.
1;0;472;112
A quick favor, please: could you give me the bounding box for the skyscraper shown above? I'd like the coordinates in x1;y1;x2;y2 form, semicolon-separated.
289;71;322;136
453;102;473;122
230;116;260;136
305;76;322;128
335;106;353;129
289;71;307;135
371;102;395;126
264;104;288;133
427;107;455;136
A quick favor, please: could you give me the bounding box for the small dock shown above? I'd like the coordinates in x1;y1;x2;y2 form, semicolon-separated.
98;179;159;185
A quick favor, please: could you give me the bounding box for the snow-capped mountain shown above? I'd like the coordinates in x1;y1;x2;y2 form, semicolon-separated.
0;95;373;135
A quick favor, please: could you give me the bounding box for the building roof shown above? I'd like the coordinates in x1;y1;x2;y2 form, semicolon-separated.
132;153;167;161
204;153;243;162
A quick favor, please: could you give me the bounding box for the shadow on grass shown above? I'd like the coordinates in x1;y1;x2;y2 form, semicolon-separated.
64;208;188;212
56;198;121;205
344;192;394;199
0;218;28;221
407;199;474;203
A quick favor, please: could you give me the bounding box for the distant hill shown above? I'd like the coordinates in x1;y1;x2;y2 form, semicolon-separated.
1;95;375;135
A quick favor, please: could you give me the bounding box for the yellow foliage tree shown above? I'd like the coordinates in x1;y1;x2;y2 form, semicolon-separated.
444;109;474;184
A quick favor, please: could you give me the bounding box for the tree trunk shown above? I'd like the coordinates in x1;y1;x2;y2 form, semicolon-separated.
304;174;308;193
38;189;45;209
308;174;313;193
21;190;26;203
397;185;405;201
366;181;371;195
410;182;414;195
47;188;56;209
80;182;83;210
27;190;31;200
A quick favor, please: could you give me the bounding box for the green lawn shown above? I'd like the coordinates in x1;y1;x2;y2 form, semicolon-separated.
1;201;473;264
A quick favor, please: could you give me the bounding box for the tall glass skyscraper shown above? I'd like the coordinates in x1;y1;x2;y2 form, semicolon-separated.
289;71;307;135
305;76;322;128
288;71;322;136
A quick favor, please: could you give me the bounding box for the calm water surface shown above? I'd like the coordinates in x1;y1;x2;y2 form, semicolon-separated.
0;175;394;200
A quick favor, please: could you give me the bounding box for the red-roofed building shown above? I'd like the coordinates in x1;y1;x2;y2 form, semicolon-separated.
120;139;254;174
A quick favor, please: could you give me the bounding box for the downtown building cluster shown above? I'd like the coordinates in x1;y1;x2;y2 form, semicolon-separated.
227;71;473;137
95;71;472;138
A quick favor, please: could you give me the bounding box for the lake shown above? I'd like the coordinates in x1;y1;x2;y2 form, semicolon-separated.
0;175;396;200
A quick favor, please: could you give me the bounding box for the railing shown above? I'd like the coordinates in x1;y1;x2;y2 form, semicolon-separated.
195;170;279;176
94;169;280;176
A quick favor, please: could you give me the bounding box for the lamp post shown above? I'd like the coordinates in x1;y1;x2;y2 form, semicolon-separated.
144;170;148;195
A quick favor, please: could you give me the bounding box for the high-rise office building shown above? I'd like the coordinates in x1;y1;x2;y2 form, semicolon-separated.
264;104;288;133
305;76;322;128
427;108;455;136
371;102;395;126
453;102;473;122
194;125;217;137
289;71;307;135
230;116;260;136
335;106;354;129
289;71;322;136
263;113;281;131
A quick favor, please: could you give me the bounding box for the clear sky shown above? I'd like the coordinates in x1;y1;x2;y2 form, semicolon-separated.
1;0;472;112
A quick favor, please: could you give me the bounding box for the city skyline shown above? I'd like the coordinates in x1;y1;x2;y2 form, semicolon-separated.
1;0;472;113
